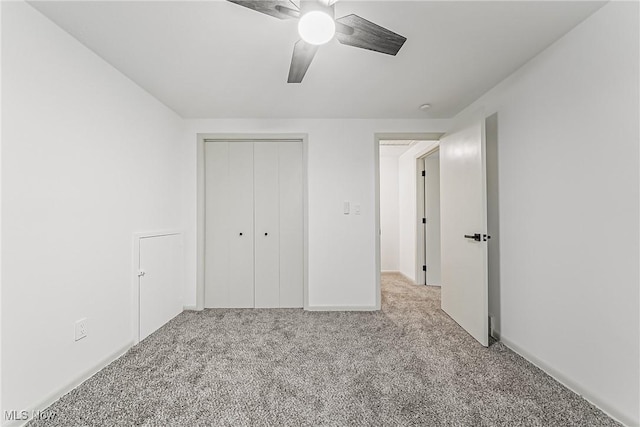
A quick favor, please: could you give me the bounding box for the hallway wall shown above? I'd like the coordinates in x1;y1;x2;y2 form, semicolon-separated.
379;149;400;271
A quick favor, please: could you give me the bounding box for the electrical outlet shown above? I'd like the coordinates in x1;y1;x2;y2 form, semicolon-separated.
75;318;87;341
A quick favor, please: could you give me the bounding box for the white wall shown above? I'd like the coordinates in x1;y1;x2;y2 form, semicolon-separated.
398;141;438;282
379;148;400;271
1;2;186;422
0;1;4;419
0;0;4;419
455;2;639;425
182;120;450;309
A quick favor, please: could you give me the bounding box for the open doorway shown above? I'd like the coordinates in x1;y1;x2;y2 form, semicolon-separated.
376;121;500;346
376;134;442;285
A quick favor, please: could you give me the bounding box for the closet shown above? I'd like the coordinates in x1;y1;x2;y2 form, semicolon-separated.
204;140;303;308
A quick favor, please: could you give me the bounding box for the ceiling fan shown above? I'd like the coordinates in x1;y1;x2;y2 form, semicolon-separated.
227;0;407;83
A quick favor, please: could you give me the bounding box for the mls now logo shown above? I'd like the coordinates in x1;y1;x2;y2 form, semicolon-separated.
4;409;57;421
4;410;29;421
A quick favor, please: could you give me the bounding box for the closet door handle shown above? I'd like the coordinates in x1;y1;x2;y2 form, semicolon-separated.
264;232;268;236
239;232;243;236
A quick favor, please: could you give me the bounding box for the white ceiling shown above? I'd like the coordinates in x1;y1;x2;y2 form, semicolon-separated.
29;1;605;119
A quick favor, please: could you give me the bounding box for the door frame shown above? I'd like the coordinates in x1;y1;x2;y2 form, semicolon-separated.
195;134;309;310
132;229;183;345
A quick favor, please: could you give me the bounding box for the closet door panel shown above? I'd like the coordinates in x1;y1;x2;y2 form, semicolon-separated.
204;142;230;308
228;142;255;308
254;142;280;308
279;142;304;308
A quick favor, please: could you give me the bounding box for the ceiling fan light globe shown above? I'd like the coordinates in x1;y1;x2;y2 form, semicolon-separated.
298;11;336;45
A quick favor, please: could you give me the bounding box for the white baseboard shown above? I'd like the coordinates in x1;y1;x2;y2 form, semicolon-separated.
3;341;134;427
183;305;198;311
398;271;416;284
305;305;378;311
381;270;400;274
499;335;636;427
490;327;501;341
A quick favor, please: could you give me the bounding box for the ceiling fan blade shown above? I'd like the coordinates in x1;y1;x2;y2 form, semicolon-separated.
335;14;406;56
227;1;300;20
288;40;319;83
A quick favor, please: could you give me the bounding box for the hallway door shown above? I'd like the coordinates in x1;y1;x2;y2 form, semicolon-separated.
440;121;489;346
424;152;441;286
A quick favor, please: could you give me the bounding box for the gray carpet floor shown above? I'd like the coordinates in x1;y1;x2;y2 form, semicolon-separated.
29;273;619;426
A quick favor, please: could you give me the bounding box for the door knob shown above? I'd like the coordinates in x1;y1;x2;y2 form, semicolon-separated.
265;233;268;236
239;232;243;236
464;233;482;241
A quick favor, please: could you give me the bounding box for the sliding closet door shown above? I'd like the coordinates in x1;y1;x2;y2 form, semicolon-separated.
254;142;280;308
204;142;230;308
279;142;304;307
228;142;255;307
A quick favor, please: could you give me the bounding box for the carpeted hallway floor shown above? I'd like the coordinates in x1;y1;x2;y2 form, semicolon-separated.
29;273;619;426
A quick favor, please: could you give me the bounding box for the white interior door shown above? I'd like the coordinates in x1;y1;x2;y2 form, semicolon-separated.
440;121;489;346
139;234;183;342
425;152;441;286
228;142;255;307
204;142;230;307
278;142;304;307
254;142;280;308
204;140;303;309
205;141;255;308
422;158;428;285
417;159;426;285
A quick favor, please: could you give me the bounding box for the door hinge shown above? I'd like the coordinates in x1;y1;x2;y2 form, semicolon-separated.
422;265;427;272
422;218;426;224
421;170;425;177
